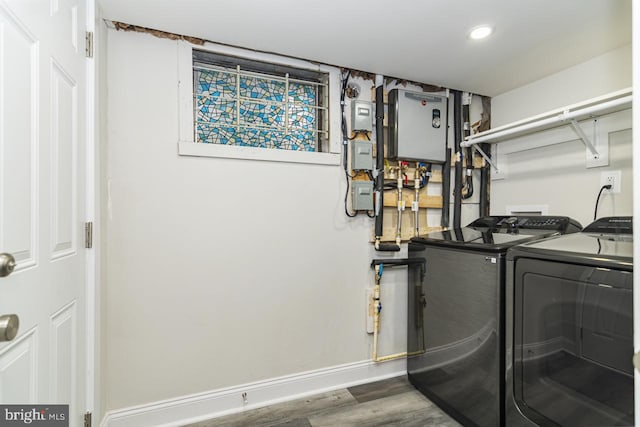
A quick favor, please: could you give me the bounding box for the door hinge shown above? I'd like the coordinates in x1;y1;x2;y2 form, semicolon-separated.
84;412;92;427
85;31;94;58
85;222;93;249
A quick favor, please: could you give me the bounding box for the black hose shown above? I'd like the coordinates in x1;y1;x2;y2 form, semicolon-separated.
463;161;474;200
452;91;463;229
424;163;433;187
462;100;474;200
383;182;430;191
376;243;401;252
441;149;451;228
371;258;426;278
340;70;357;218
479;142;490;217
374;81;385;238
344;171;357;218
479;95;492;217
340;70;351;171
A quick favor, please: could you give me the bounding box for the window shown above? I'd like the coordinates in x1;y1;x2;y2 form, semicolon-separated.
193;50;329;152
178;44;340;165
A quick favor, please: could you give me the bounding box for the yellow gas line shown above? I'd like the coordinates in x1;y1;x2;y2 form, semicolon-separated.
371;264;426;363
372;268;381;361
373;349;426;363
374;352;406;362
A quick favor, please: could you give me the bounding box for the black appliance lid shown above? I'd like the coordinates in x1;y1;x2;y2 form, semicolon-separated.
507;232;633;270
411;228;557;253
410;215;581;253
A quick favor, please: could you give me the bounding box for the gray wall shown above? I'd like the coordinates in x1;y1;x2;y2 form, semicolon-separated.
490;45;632;226
103;29;410;412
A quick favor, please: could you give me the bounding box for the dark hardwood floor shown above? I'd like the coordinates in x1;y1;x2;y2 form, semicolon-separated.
184;376;460;427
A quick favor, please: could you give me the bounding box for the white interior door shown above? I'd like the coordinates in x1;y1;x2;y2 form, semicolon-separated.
0;0;87;425
634;2;640;424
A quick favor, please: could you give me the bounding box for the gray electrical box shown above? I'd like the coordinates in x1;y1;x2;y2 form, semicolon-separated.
351;140;373;171
388;89;447;163
352;181;374;211
351;100;373;132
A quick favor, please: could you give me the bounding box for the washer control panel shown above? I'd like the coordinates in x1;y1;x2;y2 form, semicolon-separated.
469;216;582;233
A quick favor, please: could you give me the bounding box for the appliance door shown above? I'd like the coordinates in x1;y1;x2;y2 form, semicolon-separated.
513;258;633;426
408;244;503;427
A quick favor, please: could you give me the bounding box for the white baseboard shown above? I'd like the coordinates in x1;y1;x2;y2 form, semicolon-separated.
101;358;406;427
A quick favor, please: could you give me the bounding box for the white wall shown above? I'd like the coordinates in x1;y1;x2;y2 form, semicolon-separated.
492;45;631;126
632;5;640;425
490;45;633;226
103;29;413;413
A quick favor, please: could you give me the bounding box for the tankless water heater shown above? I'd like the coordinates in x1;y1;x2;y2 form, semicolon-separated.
388;89;447;163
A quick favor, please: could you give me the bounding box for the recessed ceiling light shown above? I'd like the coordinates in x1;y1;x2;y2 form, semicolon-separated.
469;25;493;40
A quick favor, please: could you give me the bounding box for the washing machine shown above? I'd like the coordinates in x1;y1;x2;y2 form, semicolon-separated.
407;215;582;427
505;216;633;426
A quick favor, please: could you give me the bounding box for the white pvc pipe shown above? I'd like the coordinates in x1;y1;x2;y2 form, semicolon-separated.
461;95;632;147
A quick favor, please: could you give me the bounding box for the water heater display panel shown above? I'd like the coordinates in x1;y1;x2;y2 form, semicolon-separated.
388;89;447;163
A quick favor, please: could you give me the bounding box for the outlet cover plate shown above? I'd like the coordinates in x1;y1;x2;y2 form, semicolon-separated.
600;170;621;193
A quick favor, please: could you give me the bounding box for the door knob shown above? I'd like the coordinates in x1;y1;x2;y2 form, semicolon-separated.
0;314;19;342
0;253;16;277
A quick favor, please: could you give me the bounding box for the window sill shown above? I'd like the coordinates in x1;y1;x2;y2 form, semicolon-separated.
178;141;341;166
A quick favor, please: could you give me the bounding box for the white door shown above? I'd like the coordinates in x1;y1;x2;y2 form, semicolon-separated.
0;0;87;426
634;2;640;424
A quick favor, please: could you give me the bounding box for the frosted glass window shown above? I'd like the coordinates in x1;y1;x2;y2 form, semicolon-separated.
193;52;329;152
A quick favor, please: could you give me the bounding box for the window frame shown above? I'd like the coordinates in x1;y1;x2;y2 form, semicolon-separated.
178;41;341;166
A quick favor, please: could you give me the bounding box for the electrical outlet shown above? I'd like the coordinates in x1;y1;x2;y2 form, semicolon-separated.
600;170;621;194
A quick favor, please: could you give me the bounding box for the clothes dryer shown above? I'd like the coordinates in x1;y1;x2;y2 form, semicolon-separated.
505;217;633;426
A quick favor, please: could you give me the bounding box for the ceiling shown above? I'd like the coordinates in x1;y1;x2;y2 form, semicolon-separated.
99;0;631;96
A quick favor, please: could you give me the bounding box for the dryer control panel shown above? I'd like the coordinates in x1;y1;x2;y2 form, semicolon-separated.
583;216;633;234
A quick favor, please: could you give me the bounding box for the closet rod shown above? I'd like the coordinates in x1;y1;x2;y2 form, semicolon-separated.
462;90;632;147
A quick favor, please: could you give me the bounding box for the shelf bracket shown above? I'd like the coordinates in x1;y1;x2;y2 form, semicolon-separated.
568;118;599;158
471;144;499;173
565;117;609;168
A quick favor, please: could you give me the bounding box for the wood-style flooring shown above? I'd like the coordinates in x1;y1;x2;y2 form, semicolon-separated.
184;376;460;427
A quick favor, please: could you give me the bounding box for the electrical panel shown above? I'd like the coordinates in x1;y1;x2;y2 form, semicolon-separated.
388;89;447;163
351;141;373;171
352;181;374;211
351;100;373;132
